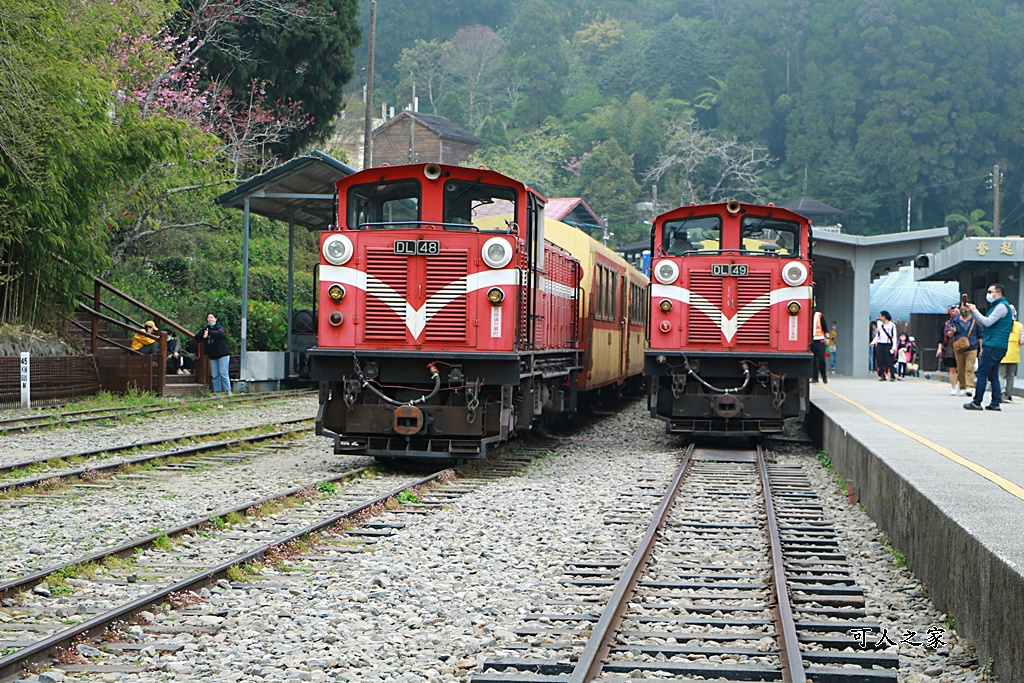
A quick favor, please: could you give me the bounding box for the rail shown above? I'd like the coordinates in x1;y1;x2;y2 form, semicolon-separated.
567;444;693;681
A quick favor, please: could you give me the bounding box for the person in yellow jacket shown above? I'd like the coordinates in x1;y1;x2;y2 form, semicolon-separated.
1001;306;1022;402
130;320;159;355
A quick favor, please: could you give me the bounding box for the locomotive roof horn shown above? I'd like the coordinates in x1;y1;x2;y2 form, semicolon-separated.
424;163;442;180
726;199;742;215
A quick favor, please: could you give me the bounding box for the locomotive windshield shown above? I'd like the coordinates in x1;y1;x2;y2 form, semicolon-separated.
739;215;801;256
347;178;420;229
443;179;517;231
662;216;722;255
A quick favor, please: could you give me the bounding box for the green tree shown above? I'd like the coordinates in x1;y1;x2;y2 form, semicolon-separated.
469;121;571;197
944;209;993;245
573;139;641;236
504;0;569;126
193;0;362;158
395;39;451;115
0;0;189;326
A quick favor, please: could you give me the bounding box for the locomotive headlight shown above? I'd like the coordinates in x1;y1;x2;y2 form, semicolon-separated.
323;235;354;265
654;260;679;285
787;301;801;315
329;312;344;326
482;237;513;268
328;284;346;302
659;299;673;313
487;287;504;305
781;261;808;287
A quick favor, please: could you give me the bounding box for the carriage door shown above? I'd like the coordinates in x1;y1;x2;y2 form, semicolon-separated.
619;272;628;380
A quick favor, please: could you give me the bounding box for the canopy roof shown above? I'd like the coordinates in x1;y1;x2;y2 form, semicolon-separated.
215;150;356;230
780;196;842;217
870;265;959;321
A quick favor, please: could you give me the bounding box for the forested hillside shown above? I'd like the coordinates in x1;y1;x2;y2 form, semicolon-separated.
364;0;1024;244
3;0;1023;347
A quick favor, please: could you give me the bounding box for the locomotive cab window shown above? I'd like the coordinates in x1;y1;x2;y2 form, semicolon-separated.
739;216;801;256
662;216;722;255
443;180;517;231
347;179;420;230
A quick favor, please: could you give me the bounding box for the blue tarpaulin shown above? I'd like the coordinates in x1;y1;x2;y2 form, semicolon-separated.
870;266;959;321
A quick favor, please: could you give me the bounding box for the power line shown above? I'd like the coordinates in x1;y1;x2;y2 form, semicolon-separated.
816;174;990;203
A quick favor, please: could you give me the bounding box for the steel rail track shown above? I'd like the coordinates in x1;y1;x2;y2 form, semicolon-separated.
0;442;556;680
0;418;314;494
758;444;806;683
473;445;898;683
0;466;371;600
0;389;316;435
566;443;694;682
0;469;446;682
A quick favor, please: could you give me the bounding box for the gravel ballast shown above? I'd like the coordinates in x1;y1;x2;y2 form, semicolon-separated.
4;397;987;682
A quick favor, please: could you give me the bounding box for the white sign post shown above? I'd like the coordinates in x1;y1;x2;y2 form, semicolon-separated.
20;352;30;409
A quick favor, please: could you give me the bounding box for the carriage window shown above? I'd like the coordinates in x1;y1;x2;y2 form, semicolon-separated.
347;179;420;229
594;264;617;322
443;180;517;231
629;281;647;326
739;216;801;256
662;216;722;255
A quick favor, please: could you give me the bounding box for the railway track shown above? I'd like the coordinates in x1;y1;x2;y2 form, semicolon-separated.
473;444;898;682
0;390;315;435
0;418;314;497
0;446;551;680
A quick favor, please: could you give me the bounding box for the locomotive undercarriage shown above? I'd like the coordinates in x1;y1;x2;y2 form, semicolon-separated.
309;350;581;460
645;350;813;437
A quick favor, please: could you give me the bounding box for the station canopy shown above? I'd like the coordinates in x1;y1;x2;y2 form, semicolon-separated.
215;150;356;229
870;266;959;321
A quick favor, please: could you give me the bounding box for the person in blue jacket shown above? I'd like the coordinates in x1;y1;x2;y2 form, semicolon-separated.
963;283;1014;411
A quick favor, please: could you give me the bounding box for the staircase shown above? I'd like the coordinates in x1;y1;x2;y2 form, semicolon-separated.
65;278;209;398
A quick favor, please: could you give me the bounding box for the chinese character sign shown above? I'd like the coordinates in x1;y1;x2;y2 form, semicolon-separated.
20;352;30;409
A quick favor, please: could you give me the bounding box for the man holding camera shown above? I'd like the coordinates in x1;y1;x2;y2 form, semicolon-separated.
963;283;1014;411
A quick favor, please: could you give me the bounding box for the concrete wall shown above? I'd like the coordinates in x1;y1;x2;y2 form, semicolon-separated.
808;403;1023;683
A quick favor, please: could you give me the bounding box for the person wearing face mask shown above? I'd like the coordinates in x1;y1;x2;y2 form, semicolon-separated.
938;306;960;394
963;283;1013;411
951;305;982;396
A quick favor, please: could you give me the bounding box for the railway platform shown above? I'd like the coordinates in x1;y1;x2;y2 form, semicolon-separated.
807;377;1023;683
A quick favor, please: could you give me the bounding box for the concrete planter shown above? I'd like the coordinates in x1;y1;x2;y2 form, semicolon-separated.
244;351;285;381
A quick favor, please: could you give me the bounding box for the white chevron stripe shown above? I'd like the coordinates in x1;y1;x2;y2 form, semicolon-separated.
651;284;811;342
321;265;523;338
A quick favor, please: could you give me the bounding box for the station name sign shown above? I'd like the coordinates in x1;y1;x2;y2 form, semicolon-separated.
968;237;1024;259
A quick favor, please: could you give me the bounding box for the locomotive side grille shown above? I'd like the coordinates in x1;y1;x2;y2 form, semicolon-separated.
424;251;468;341
687;272;723;344
735;273;772;345
365;249;409;340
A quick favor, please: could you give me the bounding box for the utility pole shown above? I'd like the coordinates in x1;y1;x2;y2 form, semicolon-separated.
361;0;376;170
993;164;1001;237
408;77;415;163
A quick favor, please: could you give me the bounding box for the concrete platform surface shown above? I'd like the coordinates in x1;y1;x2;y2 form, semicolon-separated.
808;377;1024;682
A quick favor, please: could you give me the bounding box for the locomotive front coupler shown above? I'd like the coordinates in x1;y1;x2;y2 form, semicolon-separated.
684;359;752;395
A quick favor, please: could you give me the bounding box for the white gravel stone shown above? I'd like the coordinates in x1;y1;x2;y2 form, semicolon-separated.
2;399;989;682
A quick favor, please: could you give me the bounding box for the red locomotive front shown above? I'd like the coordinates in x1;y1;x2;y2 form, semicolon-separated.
646;200;814;435
308;163;581;460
